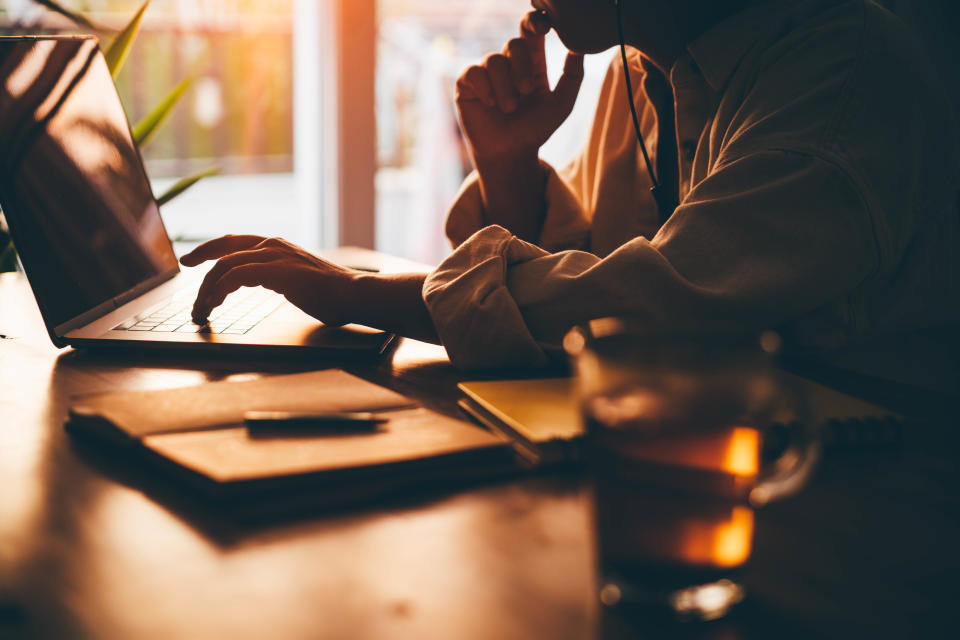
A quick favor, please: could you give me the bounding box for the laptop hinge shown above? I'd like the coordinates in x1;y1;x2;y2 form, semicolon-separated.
53;268;179;338
54;297;123;337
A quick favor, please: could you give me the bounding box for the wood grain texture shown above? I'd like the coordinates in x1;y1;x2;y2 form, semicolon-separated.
1;268;959;639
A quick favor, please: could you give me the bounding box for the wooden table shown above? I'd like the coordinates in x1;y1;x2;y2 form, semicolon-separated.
1;266;958;639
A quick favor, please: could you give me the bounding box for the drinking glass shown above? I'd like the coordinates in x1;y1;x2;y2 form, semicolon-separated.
563;319;819;622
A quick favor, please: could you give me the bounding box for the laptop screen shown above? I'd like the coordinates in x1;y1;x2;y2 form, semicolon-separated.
0;37;178;330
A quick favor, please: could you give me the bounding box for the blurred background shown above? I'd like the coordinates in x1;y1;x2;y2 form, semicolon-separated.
0;0;614;263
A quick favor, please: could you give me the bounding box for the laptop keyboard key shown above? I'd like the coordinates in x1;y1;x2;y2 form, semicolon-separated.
174;324;202;333
114;286;283;334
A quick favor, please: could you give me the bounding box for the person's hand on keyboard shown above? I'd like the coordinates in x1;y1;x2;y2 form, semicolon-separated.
180;235;438;343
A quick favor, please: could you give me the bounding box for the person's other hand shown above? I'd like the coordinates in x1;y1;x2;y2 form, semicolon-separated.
455;10;584;165
179;235;359;325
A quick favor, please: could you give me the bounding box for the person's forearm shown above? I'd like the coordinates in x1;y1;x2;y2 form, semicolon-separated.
474;151;549;243
351;273;439;344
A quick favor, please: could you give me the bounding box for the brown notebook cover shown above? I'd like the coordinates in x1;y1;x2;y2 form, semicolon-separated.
67;370;514;500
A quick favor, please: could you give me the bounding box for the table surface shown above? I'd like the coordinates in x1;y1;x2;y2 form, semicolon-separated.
1;251;958;640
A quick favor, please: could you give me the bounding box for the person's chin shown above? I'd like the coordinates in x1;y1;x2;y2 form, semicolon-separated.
555;31;613;55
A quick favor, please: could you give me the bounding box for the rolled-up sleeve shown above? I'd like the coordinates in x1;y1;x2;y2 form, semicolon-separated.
443;165;591;253
423;225;557;369
424;150;878;370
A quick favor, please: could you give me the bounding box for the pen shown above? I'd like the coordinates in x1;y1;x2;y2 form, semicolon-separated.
244;411;388;432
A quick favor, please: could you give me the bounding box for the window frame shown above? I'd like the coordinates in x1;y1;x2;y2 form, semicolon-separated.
294;0;376;250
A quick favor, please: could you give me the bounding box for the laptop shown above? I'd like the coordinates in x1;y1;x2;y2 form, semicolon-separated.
0;36;394;357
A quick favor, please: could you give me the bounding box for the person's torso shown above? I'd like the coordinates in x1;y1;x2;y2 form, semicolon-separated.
574;0;959;344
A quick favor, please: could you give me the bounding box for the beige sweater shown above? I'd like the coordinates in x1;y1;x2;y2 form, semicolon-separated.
423;0;959;370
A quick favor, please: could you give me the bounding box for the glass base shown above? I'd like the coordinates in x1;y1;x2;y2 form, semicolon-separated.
599;575;746;622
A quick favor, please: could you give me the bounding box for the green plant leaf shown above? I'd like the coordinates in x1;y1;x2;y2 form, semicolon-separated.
156;167;219;207
32;0;98;30
0;233;17;273
104;0;149;79
133;76;193;147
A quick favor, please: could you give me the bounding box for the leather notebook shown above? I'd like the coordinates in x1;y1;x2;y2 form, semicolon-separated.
66;370;515;503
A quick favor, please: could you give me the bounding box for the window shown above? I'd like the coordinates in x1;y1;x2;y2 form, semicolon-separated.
1;0;614;261
0;0;302;243
375;1;615;263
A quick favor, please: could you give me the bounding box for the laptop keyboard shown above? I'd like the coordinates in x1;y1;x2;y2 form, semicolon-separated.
113;286;284;335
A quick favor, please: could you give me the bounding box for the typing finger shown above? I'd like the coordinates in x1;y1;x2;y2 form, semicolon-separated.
192;247;289;320
456;65;495;108
504;38;534;95
179;235;267;266
484;54;519;113
193;261;295;321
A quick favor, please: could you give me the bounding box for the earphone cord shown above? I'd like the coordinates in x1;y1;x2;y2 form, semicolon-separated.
615;0;675;222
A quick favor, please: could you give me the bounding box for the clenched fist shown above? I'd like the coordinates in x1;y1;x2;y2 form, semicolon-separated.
455;10;584;165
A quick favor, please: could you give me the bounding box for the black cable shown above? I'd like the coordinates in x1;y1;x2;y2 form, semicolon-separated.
614;0;676;223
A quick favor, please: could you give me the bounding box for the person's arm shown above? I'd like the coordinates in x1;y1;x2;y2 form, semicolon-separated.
425;150;879;370
350;272;437;343
446;52;652;254
473;151;548;243
180;236;438;343
455;10;583;243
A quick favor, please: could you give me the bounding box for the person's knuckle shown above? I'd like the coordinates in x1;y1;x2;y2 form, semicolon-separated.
235;263;260;284
257;237;282;250
462;66;484;85
221;252;241;269
484;53;506;68
506;38;525;55
220;265;240;284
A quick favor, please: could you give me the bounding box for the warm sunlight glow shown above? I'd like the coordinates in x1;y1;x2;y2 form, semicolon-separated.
712;506;754;568
617;426;760;477
56;116;126;174
722;427;760;477
35;39;99;125
674;504;754;569
0;418;47;573
0;355;55;581
4;39;55;98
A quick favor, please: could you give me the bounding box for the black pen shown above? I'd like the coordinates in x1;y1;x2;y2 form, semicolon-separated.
244;411;388;432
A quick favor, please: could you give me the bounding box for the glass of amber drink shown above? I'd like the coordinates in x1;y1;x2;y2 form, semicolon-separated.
564;319;818;622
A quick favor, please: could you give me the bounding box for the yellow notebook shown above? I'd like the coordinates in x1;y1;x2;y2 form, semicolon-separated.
458;378;762;477
458;378;578;464
458;373;901;469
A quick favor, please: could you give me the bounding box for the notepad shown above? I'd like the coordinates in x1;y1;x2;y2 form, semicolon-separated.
67;370;514;501
457;378;579;465
457;372;902;467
